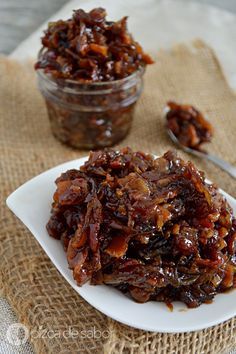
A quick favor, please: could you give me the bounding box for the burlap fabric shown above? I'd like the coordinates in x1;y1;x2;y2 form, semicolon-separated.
1;40;236;354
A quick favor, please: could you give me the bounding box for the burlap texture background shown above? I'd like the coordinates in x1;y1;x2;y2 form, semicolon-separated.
0;40;236;353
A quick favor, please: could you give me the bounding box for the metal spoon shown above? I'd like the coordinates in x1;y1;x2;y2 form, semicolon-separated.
167;128;236;179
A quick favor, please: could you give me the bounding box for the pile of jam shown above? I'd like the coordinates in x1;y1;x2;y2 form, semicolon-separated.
47;148;236;308
166;101;214;151
35;7;153;82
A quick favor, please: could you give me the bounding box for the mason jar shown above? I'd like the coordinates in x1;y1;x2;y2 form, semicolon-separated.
36;63;144;149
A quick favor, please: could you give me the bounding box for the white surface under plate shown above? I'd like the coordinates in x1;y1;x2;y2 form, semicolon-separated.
6;156;236;333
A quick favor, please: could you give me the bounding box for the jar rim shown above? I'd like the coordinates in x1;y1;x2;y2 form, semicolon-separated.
36;47;145;88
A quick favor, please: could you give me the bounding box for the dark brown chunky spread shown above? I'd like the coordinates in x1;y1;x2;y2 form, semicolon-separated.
47;148;236;308
35;7;153;82
166;101;214;151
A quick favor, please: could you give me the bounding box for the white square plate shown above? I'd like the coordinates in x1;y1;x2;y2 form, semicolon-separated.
6;156;236;333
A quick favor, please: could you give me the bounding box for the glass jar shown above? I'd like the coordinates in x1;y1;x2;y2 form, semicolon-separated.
36;65;144;149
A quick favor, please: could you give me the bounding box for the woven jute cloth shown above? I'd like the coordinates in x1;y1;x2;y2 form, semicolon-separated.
0;40;236;354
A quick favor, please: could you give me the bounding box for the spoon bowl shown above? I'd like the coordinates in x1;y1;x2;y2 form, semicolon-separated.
166;119;236;179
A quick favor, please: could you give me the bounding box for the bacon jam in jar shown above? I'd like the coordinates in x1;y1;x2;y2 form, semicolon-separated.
35;8;153;149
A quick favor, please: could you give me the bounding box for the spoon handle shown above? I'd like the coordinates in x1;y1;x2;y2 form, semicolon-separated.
204;154;236;179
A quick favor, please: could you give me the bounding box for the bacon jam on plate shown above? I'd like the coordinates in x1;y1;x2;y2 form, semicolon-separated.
47;148;236;308
166;101;214;151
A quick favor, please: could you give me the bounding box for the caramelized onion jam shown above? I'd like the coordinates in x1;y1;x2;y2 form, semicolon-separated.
35;7;153;82
166;101;213;151
47;148;236;308
35;8;153;149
